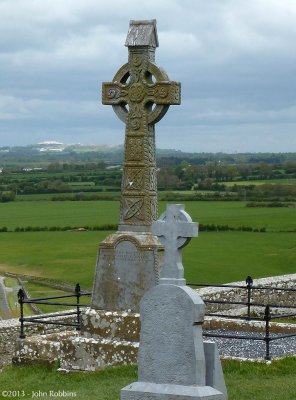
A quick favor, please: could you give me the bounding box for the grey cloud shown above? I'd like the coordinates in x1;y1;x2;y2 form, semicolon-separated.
0;0;295;151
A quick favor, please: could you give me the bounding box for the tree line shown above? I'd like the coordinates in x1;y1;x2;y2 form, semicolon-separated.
1;158;296;202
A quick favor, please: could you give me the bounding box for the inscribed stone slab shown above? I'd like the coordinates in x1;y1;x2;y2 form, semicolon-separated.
91;233;162;312
138;284;206;386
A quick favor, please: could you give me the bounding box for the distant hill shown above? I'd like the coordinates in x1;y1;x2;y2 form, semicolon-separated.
0;143;296;166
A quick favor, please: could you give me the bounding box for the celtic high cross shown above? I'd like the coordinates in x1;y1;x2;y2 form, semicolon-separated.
102;20;181;233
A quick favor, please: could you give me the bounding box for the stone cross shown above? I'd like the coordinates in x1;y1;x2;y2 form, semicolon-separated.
152;204;198;285
102;20;180;233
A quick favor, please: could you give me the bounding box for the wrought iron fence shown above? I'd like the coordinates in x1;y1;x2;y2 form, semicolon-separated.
17;277;295;360
17;283;91;339
187;276;296;360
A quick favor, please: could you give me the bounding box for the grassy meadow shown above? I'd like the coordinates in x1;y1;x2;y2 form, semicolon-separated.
0;199;295;289
0;200;296;231
0;358;296;400
0;230;295;289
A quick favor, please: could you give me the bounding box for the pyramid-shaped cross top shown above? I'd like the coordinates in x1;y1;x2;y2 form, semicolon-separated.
102;20;180;128
152;204;198;286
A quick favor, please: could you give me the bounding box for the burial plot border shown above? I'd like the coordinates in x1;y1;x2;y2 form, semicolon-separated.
189;277;296;360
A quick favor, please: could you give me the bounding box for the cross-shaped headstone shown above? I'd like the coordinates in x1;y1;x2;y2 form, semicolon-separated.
152;204;198;285
102;20;181;232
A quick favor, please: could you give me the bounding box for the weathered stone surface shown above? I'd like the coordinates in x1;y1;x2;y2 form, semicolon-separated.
82;308;140;342
91;232;163;312
152;204;198;285
92;20;181;314
138;284;206;386
13;331;77;366
102;19;180;232
60;336;138;372
0;310;77;368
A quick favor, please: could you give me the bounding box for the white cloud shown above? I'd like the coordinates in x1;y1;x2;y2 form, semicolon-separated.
0;0;295;151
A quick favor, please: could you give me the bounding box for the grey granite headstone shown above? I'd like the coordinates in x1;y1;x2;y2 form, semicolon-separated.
121;204;227;400
91;19;180;312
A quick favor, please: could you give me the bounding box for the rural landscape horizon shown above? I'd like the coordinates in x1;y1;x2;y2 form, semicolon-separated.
1;141;295;295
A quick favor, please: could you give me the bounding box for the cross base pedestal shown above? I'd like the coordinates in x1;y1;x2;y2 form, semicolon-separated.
121;382;225;400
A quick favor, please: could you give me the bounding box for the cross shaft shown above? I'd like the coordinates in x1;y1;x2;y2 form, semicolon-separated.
102;20;180;232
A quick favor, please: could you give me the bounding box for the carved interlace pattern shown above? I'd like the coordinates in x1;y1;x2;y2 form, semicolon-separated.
102;45;180;228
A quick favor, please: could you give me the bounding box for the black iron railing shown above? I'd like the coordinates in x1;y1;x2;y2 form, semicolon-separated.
188;277;296;360
17;283;91;339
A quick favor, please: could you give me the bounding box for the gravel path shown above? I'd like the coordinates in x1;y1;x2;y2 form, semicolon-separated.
203;329;296;360
0;277;10;316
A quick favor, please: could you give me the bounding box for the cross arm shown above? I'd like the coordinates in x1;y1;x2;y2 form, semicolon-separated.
151;220;167;238
102;82;128;105
178;220;198;239
147;81;181;105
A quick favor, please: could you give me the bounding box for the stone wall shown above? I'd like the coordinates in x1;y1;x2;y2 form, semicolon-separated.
0;310;77;368
197;273;296;316
1;274;295;368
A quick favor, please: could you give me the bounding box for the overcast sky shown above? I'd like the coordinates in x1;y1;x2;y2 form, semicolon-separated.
1;0;295;152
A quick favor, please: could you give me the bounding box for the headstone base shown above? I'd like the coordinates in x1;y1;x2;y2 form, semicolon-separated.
121;382;225;400
91;232;163;313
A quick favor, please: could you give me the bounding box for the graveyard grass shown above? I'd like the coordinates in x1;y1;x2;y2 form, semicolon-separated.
0;357;296;400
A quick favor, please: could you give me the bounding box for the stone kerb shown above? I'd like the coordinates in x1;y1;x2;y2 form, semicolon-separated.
82;308;140;342
0;310;77;367
197;273;296;316
59;308;141;371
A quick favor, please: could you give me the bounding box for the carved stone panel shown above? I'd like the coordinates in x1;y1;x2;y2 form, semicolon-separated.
91;233;162;312
126;137;144;161
122;197;145;223
124;168;145;191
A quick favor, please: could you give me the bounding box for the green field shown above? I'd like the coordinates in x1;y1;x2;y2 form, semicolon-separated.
0;231;295;288
0;358;296;400
0;200;295;231
0;201;119;229
16;192;121;202
224;178;296;186
0;200;295;289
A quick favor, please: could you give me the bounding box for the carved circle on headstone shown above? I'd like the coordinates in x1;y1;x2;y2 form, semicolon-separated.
158;207;193;249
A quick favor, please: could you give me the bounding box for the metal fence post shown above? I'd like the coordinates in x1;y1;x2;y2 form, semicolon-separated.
246;276;253;319
18;288;26;339
75;283;81;331
264;305;271;361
